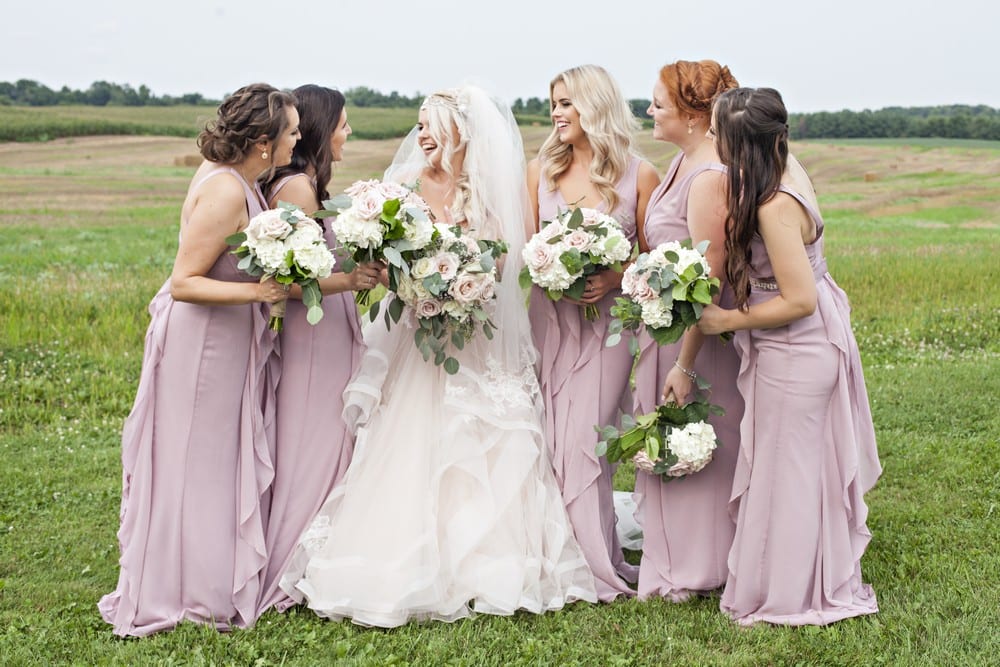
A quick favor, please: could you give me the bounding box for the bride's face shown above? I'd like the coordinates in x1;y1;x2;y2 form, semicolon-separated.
416;108;442;167
417;107;461;168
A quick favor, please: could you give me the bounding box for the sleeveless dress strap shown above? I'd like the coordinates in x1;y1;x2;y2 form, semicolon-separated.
193;167;268;212
777;184;825;239
269;172;315;202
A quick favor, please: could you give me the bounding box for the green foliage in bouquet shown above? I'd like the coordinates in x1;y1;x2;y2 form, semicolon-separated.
595;396;724;479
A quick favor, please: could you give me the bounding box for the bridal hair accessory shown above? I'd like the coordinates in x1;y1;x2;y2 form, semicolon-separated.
422;90;471;142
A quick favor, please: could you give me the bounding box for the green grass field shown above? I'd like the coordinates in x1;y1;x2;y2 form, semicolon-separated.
0;133;997;666
0;105;421;142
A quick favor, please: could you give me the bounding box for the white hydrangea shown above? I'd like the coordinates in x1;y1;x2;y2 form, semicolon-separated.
284;218;323;251
331;209;383;248
640;299;674;329
666;421;718;471
252;238;289;274
294;244;335;278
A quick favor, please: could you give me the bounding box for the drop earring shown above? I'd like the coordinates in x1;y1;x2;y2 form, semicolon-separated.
261;150;268;160
687;122;693;135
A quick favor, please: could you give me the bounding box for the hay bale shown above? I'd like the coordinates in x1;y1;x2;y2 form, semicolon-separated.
863;172;879;182
174;154;202;167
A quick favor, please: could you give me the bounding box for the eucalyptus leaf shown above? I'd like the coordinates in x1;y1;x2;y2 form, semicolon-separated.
306;304;324;325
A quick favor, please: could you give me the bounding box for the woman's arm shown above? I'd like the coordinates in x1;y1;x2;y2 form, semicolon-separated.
697;194;817;334
661;170;728;403
268;175;383;298
170;175;286;305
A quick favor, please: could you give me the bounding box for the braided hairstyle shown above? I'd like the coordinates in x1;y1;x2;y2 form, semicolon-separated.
198;83;297;166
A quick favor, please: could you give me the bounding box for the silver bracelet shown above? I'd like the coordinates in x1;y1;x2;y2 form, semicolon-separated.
674;359;697;381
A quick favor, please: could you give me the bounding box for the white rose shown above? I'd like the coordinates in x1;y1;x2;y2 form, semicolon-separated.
411;257;436;280
433;252;461;281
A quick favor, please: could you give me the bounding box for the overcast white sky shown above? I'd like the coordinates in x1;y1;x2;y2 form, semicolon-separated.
2;0;996;112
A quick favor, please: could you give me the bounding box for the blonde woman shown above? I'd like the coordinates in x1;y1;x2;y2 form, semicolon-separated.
527;64;659;602
278;84;597;628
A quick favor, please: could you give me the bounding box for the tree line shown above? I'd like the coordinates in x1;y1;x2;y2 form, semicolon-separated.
3;80;998;141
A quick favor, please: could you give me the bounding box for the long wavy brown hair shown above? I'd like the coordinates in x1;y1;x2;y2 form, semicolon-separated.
713;87;789;310
262;84;345;205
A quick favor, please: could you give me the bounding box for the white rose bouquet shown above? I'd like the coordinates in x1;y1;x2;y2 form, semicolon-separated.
606;239;724;357
518;206;632;320
384;223;506;374
595;396;724;481
317;179;434;306
226;202;336;332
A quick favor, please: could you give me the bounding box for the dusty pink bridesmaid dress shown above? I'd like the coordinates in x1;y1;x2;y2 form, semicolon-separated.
256;173;363;615
631;154;745;601
529;156;642;602
99;167;276;637
720;185;881;626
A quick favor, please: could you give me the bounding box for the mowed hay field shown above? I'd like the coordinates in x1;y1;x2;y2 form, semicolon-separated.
0;128;998;666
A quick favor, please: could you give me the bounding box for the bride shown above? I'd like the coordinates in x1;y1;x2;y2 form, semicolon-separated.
278;84;598;627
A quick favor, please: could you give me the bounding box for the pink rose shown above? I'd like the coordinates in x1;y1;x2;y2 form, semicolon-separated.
345;179;379;198
524;241;556;272
563;229;592;252
625;271;658;303
354;190;385;220
415;297;443;318
449;273;481;306
474;272;496;301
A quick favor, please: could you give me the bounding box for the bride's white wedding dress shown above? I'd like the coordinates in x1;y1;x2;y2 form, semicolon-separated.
278;314;597;627
278;85;598;628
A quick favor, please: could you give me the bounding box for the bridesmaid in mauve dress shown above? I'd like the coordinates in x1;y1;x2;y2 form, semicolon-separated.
631;60;745;601
527;65;660;602
256;85;383;615
98;84;299;637
699;87;881;626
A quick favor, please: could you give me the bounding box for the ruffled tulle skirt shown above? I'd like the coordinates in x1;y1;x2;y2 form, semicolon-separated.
279;313;597;627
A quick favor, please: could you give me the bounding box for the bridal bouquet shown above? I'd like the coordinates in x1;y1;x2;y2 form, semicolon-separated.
606;239;723;359
317;178;434;306
518;207;632;320
386;223;507;374
596;396;724;481
226;203;335;332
